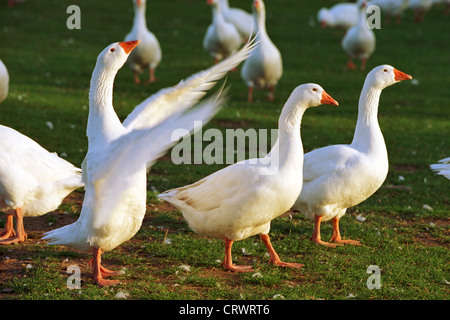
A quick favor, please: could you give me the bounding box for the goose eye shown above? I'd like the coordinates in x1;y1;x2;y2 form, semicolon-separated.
110;48;116;53
383;69;388;72
312;88;317;92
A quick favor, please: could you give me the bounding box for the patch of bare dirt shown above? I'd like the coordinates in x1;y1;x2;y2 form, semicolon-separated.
397;218;450;247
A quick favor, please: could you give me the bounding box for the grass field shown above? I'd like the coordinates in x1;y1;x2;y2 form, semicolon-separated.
0;0;448;302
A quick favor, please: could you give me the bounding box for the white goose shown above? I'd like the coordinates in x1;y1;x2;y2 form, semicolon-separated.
43;39;256;286
292;65;412;247
0;59;8;104
317;2;359;29
0;125;83;244
158;84;339;272
430;157;450;180
203;0;243;64
219;0;253;41
124;0;162;83
342;0;376;71
241;0;282;103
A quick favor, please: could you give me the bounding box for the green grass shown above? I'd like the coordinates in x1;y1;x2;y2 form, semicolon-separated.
0;0;448;302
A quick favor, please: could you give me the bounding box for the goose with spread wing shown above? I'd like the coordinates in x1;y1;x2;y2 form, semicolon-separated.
43;39;256;286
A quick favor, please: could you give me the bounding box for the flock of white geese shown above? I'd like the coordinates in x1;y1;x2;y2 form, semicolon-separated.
0;0;447;287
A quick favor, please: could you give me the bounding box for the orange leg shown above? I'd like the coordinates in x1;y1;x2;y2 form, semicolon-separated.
247;86;254;103
133;71;141;84
360;58;368;71
0;208;27;245
0;214;15;240
260;234;304;268
329;217;361;245
347;58;357;70
91;247;121;286
221;237;253;272
268;85;275;101
311;214;340;247
147;68;157;83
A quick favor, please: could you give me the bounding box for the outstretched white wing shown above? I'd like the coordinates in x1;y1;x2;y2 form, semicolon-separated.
87;89;227;229
122;38;256;131
430;157;450;180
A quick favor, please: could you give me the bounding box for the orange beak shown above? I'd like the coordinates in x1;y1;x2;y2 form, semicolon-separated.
254;0;260;9
393;68;413;81
119;40;140;54
320;90;339;106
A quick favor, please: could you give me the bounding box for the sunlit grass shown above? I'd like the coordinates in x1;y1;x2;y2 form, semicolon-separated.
0;0;448;301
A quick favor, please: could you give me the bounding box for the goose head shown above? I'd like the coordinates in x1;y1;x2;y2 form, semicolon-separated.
367;65;413;89
358;0;367;10
317;8;331;28
279;83;338;128
289;83;339;109
133;0;145;8
95;41;140;73
253;0;266;14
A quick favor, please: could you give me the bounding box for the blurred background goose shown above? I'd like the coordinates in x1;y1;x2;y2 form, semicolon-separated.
342;0;376;70
241;0;282;102
368;0;410;24
203;0;243;64
124;0;162;83
219;0;253;41
317;2;359;29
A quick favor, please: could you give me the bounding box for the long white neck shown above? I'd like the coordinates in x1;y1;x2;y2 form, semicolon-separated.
357;6;367;29
132;3;148;33
254;8;267;36
212;4;226;26
87;63;125;149
267;97;307;173
221;0;230;10
351;79;385;154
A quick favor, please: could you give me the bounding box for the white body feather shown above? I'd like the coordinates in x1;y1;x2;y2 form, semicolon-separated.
0;125;83;218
